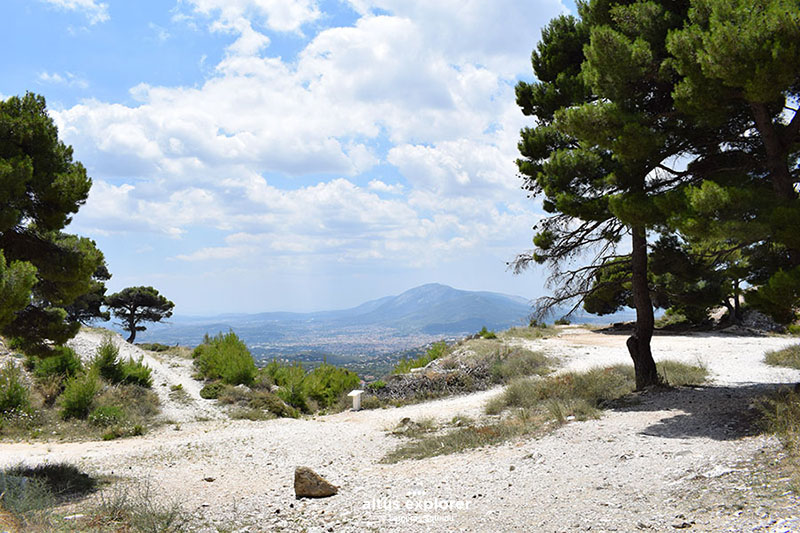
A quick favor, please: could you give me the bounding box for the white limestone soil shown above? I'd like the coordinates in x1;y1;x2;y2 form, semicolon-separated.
2;328;800;532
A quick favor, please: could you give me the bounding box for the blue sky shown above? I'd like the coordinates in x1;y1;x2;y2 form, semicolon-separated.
2;0;575;314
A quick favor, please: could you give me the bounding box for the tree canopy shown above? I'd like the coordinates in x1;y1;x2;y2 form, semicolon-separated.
516;0;799;387
515;1;711;388
0;92;103;354
106;286;174;343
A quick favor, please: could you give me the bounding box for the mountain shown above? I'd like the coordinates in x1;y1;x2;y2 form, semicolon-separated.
134;283;534;362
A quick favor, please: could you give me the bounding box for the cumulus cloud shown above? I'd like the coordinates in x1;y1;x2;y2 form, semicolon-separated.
178;0;322;55
61;0;564;276
40;0;109;24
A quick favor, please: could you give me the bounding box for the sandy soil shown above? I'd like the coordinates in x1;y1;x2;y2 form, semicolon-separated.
2;328;800;532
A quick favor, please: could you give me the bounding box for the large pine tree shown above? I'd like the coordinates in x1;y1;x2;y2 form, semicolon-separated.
515;1;728;388
0;93;103;354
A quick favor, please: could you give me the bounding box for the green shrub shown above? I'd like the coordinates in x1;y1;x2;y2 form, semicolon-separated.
248;390;299;418
89;405;126;427
92;340;124;383
0;362;30;416
120;357;153;388
788;324;800;336
192;331;256;385
276;380;309;413
32;346;83;380
263;361;309;411
367;380;386;390
92;340;153;388
59;371;100;420
303;363;360;409
393;341;448;374
554;317;571;326
478;326;497;339
199;382;224;399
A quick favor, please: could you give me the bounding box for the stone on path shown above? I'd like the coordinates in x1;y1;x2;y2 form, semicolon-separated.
294;466;338;499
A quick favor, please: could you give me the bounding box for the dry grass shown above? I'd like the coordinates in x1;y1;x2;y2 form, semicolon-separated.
764;344;800;370
499;325;560;341
383;360;708;463
758;388;800;491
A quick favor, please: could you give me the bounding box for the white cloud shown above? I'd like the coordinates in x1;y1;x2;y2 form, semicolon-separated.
345;0;566;76
40;0;109;24
61;1;563;279
38;71;89;89
368;180;403;194
180;0;321;55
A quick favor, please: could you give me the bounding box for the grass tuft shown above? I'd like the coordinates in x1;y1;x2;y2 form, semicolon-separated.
765;344;800;369
385;360;708;463
757;388;800;490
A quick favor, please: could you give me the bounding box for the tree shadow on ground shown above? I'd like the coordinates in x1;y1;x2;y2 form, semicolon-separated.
607;382;796;441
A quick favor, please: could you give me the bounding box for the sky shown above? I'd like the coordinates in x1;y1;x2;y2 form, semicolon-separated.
2;0;577;315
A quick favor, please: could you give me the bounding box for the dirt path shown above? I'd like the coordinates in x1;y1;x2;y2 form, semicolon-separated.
2;329;800;532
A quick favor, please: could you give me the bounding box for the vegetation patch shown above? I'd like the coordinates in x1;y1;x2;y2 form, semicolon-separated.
263;360;358;413
91;339;153;388
384;361;708;462
499;325;559;341
489;348;551;383
478;326;497;339
393;341;449;374
193;331;257;385
0;462;98;530
383;411;546;463
1;339;161;442
0;362;31;417
765;344;800;370
758;388;800;491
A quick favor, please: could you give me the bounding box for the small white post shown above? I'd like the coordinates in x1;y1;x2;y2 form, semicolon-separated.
347;389;364;411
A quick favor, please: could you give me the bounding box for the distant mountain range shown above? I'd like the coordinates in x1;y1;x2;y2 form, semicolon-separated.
133;284;525;356
132;283;632;368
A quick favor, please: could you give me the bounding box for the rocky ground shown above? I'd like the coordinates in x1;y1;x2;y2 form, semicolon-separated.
2;327;800;532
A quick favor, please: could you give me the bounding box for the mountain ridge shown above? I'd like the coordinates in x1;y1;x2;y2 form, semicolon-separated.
135;283;534;360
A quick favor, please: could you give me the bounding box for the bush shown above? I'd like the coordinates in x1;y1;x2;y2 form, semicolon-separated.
263;361;309;411
303;363;360;409
199;382;224;399
192;331;256;385
32;346;83;380
478;326;497;339
59;372;100;420
367;380;386;390
92;340;124;383
120;357;153;388
393;341;448;374
91;340;153;388
248;391;298;418
89;405;126;427
554;317;571;326
0;362;30;416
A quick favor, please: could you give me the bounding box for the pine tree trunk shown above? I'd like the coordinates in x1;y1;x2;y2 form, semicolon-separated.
626;225;659;390
126;317;136;343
